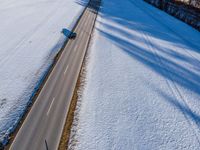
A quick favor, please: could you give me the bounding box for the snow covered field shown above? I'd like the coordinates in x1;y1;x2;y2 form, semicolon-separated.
69;0;200;149
0;0;87;144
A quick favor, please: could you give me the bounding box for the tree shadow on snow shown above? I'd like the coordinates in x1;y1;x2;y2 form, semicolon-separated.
75;0;101;14
76;0;200;136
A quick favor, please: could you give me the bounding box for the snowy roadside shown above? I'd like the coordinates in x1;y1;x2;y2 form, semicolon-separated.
68;0;200;149
0;0;88;145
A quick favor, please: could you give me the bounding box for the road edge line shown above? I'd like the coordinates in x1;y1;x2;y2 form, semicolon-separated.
58;1;101;149
4;4;88;150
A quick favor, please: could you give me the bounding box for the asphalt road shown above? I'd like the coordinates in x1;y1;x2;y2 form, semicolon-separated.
10;1;100;150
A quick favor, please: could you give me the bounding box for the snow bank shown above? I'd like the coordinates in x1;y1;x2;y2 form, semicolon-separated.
0;0;87;145
69;0;200;149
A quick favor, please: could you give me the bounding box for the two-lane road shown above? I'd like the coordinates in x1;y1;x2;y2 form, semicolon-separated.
10;0;100;149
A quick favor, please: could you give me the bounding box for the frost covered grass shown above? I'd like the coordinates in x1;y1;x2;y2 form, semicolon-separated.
69;0;200;149
0;0;87;145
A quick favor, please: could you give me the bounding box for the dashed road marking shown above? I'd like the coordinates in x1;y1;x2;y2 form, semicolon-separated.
64;65;69;75
74;45;78;52
47;97;55;116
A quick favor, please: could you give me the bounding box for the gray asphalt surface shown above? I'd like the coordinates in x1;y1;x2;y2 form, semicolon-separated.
10;1;100;149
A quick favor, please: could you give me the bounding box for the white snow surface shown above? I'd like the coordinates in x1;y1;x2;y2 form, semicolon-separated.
69;0;200;149
0;0;87;143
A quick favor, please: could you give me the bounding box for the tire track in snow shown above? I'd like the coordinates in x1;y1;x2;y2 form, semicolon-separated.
128;0;200;146
129;0;200;68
